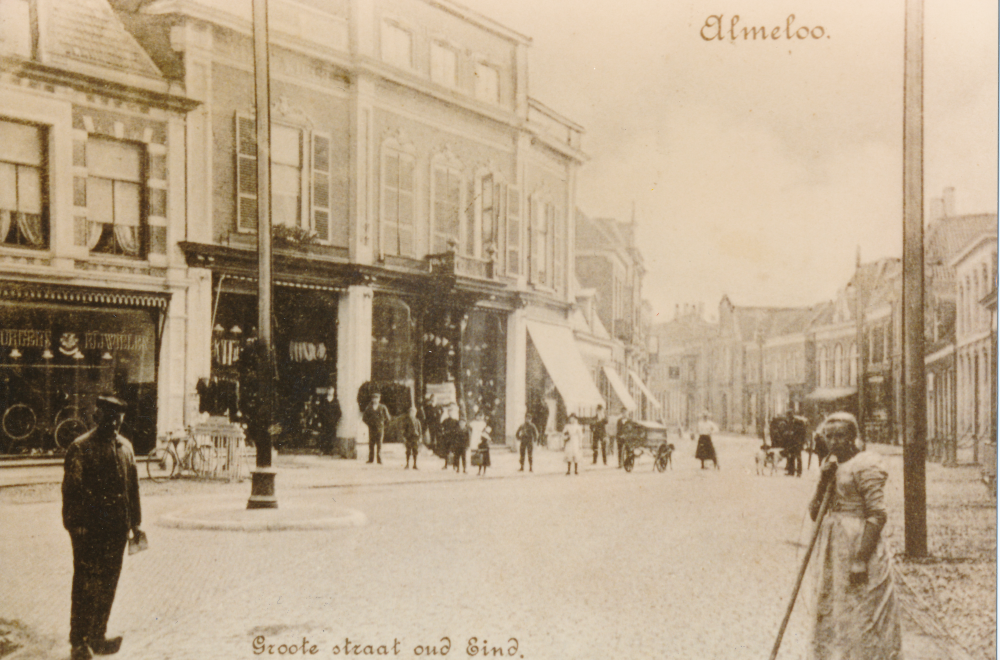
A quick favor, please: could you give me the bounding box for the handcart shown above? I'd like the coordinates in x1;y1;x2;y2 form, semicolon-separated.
620;420;674;473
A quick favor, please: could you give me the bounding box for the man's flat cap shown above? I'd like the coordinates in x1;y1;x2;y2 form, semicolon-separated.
95;395;128;411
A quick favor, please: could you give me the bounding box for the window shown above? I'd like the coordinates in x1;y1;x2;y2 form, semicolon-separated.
431;42;458;87
382;22;412;69
527;197;548;285
474;62;499;104
381;149;415;256
270;124;302;228
0;0;32;57
833;344;843;387
236;115;333;240
506;186;520;275
0;119;46;248
818;346;828;386
551;205;563;290
88;137;143;257
432;165;462;253
481;173;496;258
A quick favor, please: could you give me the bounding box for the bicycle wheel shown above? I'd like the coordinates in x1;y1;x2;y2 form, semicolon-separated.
146;447;177;482
3;403;36;441
191;445;217;478
54;417;88;449
655;451;668;473
623;452;635;472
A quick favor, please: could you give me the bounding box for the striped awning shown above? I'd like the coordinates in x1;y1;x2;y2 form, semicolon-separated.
0;281;171;310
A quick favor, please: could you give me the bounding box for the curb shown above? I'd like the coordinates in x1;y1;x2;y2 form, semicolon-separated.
156;501;367;532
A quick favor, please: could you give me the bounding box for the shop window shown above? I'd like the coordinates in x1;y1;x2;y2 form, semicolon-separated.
505;186;520;276
381;148;415;256
0;0;33;58
0;119;46;249
382;21;412;70
432;165;462;254
431;42;457;88
474;61;499;104
87;137;144;257
236;115;333;241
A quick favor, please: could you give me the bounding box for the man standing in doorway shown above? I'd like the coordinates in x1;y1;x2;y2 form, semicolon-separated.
363;390;391;464
62;395;142;660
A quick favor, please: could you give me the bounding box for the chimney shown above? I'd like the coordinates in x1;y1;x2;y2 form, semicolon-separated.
943;187;955;217
929;198;944;224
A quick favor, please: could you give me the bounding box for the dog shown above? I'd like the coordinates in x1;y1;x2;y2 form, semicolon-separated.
755;444;781;476
659;443;675;469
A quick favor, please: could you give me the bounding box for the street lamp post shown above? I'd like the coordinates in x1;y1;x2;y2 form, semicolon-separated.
247;0;277;509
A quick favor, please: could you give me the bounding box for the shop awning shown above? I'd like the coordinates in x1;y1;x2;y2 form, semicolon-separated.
805;387;857;402
526;321;605;412
628;369;662;410
601;364;637;411
0;281;171;309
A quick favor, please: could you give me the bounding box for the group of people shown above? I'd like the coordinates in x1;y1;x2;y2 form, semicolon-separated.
60;387;899;660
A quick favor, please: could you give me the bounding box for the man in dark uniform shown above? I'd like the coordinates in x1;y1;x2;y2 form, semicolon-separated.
516;412;538;472
782;408;807;477
317;387;342;456
362;391;391;464
439;404;464;471
591;404;608;465
616;416;629;468
62;395;142;660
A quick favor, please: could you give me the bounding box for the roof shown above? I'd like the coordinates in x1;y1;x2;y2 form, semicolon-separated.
47;0;164;81
651;314;717;348
927;214;997;267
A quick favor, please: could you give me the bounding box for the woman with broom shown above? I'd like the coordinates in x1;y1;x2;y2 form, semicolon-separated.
806;412;901;660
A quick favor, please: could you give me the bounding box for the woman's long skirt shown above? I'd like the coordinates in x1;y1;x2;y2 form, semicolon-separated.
694;434;716;462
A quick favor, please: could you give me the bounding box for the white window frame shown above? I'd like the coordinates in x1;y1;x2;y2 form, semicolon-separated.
0;117;47;249
381;20;414;70
86;136;145;258
474;60;500;104
430;40;459;88
430;153;464;255
380;138;416;258
235;113;333;242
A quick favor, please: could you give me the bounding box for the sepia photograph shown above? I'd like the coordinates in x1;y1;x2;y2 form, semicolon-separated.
0;0;996;658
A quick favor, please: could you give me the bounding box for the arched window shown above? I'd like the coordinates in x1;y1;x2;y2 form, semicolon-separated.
833;344;844;387
818;346;829;387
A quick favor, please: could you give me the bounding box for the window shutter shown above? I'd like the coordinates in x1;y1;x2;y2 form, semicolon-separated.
311;132;331;241
465;176;475;256
494;181;505;273
505;186;519;276
554;207;564;290
527;196;537;284
236;114;258;232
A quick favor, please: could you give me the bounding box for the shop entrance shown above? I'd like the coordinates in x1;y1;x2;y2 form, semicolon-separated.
211;282;338;450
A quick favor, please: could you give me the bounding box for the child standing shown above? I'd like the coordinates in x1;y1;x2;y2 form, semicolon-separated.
475;435;491;476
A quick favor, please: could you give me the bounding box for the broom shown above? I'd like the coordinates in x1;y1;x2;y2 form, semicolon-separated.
768;460;837;660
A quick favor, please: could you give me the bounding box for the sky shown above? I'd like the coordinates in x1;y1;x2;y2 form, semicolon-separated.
460;0;998;321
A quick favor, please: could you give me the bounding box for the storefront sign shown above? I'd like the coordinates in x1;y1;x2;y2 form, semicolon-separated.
0;329;51;348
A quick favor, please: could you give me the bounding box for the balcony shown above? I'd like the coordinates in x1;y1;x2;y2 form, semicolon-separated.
426;250;495;281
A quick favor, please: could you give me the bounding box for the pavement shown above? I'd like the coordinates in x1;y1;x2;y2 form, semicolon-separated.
0;435;975;660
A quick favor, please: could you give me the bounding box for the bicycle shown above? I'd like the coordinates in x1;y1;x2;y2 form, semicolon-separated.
146;428;215;482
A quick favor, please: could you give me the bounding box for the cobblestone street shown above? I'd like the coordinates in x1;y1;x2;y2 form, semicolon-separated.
0;435;971;659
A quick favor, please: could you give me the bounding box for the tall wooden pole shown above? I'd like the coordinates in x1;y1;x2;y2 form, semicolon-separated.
902;0;927;555
247;0;277;509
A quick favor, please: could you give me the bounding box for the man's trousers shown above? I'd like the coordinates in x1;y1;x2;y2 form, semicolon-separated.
69;532;127;647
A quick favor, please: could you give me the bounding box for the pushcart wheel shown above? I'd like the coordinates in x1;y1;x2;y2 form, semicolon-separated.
623;453;634;472
146;447;177;482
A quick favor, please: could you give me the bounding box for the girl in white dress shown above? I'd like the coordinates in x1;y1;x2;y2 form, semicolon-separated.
563;414;584;475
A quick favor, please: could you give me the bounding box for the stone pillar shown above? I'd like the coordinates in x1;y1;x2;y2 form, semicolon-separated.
505;307;527;450
336;285;373;458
